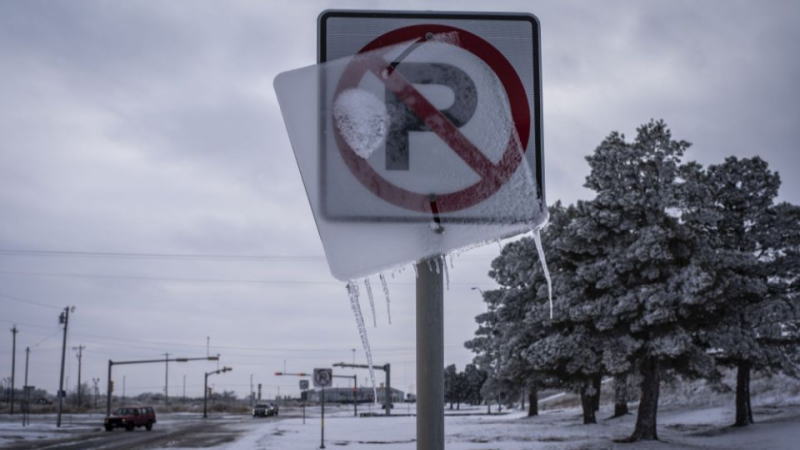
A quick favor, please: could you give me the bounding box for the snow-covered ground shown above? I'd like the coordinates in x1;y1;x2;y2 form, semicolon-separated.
210;400;800;450
0;413;102;447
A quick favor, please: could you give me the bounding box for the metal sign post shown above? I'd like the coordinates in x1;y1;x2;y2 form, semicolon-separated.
275;10;545;450
320;387;326;449
313;368;332;449
417;257;444;450
299;379;309;424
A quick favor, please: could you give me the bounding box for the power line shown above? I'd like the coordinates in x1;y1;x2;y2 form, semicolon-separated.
0;292;63;310
0;248;324;261
0;270;495;287
0;248;492;261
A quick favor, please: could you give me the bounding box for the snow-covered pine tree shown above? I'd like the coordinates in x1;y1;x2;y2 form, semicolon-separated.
681;156;799;427
484;202;607;423
464;288;508;413
577;120;720;441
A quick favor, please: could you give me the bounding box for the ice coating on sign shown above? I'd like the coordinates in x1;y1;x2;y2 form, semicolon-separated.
273;27;546;282
333;88;389;159
346;282;378;403
379;273;392;324
364;278;377;328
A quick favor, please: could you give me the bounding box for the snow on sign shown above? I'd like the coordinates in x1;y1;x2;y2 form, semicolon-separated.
274;10;546;281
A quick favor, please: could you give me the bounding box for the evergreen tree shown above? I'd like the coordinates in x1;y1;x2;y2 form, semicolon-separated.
682;157;799;426
578;121;719;441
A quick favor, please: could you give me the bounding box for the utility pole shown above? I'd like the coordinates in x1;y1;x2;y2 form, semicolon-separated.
72;345;85;407
9;325;17;415
163;353;169;406
23;347;30;426
250;374;254;407
57;306;73;427
258;383;262;401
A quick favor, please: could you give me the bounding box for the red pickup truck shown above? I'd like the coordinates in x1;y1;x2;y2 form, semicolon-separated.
104;406;156;431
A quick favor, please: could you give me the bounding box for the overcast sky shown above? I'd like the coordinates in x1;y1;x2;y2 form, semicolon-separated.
1;0;799;401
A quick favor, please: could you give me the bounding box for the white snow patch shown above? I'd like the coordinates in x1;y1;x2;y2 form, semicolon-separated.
333;88;388;159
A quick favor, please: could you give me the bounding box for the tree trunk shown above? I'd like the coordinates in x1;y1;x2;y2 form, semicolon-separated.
628;357;660;441
613;373;629;417
528;386;538;417
734;361;754;427
580;379;597;424
592;374;602;412
521;389;526;410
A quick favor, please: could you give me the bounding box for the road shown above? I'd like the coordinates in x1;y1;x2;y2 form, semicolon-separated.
1;413;279;450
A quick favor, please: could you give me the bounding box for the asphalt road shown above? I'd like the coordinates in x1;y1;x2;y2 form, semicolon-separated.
2;414;278;450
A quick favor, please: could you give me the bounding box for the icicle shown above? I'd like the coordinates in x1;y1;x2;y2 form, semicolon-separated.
412;264;418;278
364;278;377;328
448;254;455;269
442;255;450;291
496;239;503;252
532;228;554;319
347;282;378;403
379;273;392;325
426;258;434;272
433;256;441;274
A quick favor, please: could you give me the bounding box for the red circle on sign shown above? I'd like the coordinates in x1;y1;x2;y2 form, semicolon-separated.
333;24;531;214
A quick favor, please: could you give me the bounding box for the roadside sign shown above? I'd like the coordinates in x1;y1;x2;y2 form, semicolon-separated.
299;379;310;391
274;10;546;280
313;368;333;388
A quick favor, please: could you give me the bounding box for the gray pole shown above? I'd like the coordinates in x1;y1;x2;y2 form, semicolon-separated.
416;257;444;450
106;361;113;417
10;325;17;415
353;375;358;417
73;345;84;407
385;364;391;416
23;347;29;426
203;372;208;418
320;387;325;449
56;308;70;427
163;353;169;406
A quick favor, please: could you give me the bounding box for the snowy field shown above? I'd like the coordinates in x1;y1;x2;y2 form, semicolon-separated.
207;401;800;449
3;391;800;449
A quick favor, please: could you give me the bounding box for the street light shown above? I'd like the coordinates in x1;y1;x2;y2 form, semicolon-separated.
204;366;232;418
106;355;220;417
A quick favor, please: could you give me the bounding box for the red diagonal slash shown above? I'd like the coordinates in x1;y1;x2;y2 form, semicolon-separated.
360;55;502;181
332;24;531;214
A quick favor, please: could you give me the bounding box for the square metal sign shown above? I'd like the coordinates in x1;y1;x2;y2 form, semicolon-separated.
313;368;333;388
274;10;546;280
318;10;544;224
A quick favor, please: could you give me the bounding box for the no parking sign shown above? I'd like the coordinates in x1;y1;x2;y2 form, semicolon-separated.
275;11;546;280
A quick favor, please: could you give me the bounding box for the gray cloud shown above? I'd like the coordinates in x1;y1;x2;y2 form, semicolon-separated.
1;0;798;398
